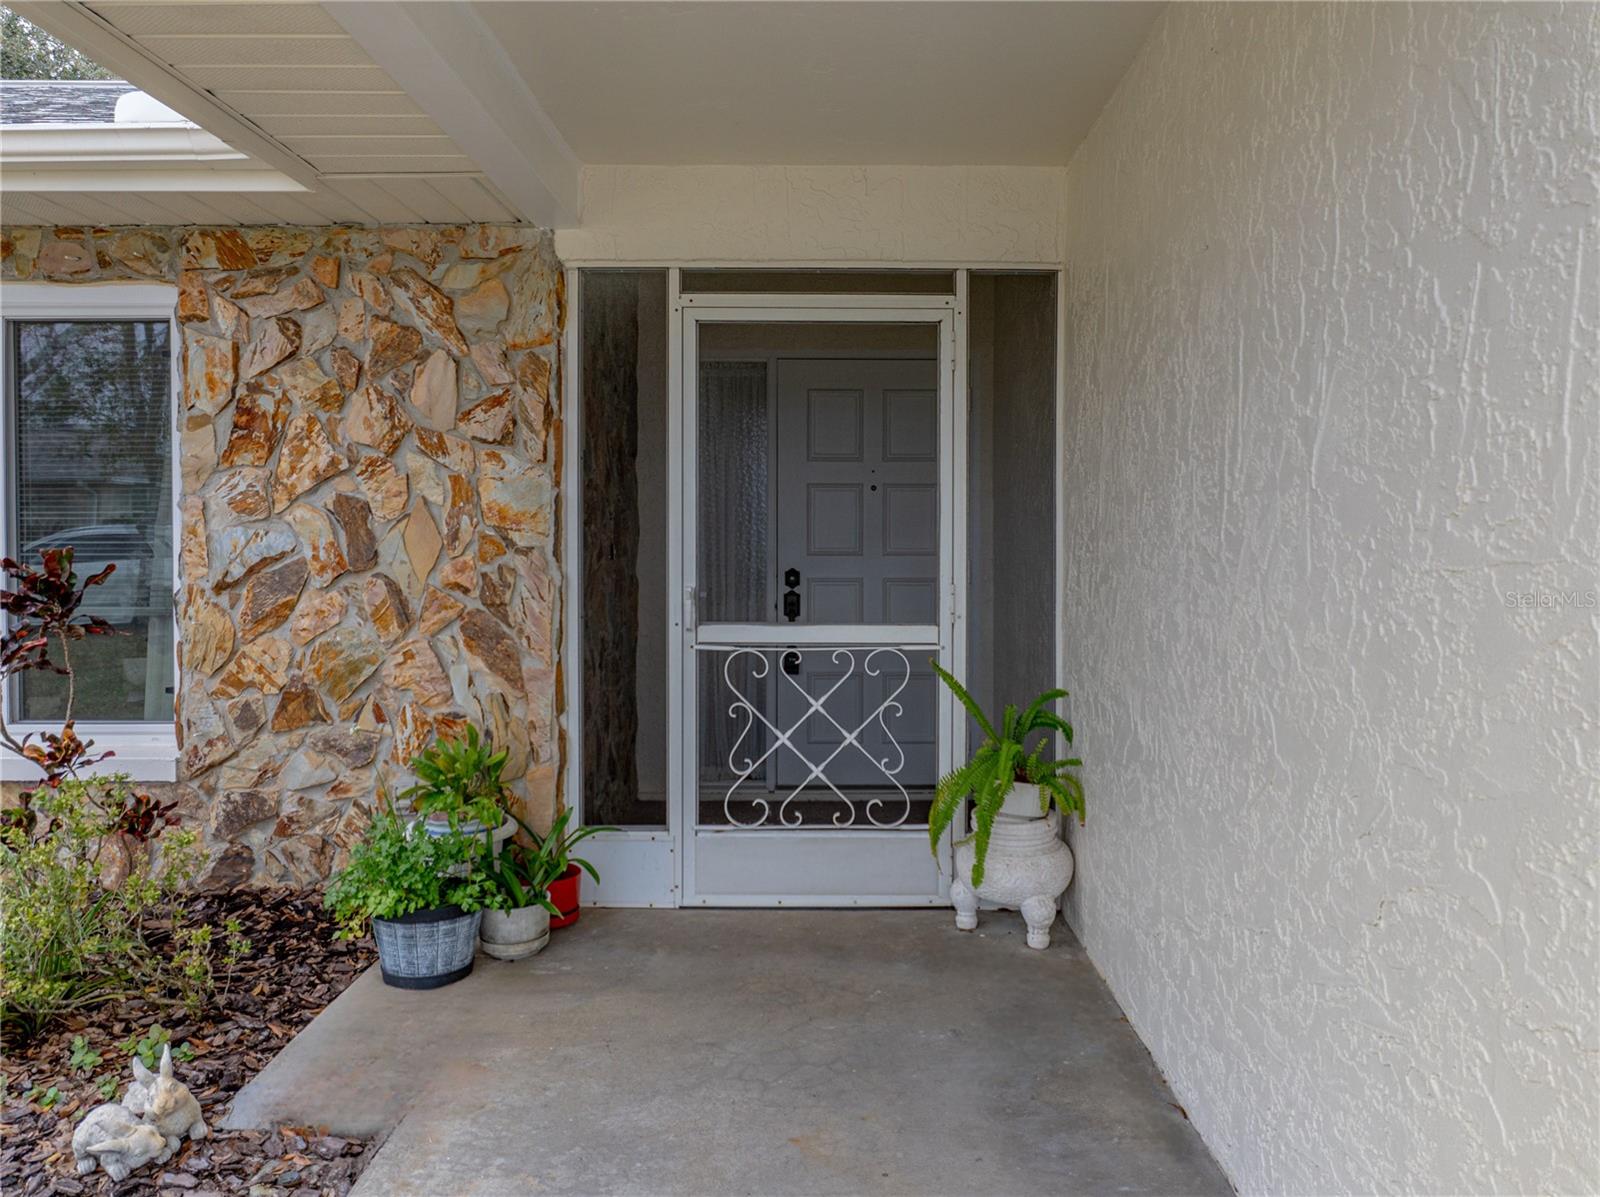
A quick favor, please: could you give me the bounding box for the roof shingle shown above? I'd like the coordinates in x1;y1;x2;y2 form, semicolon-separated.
0;79;137;125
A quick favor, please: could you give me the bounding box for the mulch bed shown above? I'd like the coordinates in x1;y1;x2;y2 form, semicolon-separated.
1;889;377;1197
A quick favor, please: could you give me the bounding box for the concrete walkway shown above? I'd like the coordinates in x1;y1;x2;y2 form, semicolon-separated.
226;910;1230;1196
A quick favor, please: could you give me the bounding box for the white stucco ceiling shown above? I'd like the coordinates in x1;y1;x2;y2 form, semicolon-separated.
474;1;1164;166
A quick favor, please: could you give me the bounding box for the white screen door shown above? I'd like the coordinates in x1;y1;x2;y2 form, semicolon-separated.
677;299;961;905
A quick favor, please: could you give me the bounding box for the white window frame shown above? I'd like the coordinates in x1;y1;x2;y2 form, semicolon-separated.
0;282;180;783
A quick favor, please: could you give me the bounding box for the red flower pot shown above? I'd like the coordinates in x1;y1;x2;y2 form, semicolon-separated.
548;863;582;928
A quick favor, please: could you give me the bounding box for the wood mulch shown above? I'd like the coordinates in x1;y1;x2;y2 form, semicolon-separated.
1;889;377;1197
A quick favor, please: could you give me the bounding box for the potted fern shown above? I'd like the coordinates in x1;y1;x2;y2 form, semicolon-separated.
929;663;1085;949
324;803;497;988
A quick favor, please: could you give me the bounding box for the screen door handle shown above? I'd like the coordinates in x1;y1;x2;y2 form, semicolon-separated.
684;585;697;633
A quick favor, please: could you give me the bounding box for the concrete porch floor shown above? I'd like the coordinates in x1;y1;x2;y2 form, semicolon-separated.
225;910;1230;1196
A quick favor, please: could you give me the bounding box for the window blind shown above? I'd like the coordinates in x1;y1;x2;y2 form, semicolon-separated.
10;320;174;724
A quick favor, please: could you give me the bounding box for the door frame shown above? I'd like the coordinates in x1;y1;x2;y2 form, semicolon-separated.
676;292;963;906
563;267;1069;908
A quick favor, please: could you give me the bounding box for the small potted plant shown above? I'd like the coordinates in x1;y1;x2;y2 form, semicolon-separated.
399;725;516;856
531;809;612;928
324;802;497;988
928;663;1086;949
477;815;563;961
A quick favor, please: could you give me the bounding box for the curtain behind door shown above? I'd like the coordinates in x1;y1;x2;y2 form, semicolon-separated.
697;361;769;787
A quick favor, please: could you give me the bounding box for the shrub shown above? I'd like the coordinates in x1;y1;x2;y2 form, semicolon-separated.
0;549;251;1043
0;777;207;1040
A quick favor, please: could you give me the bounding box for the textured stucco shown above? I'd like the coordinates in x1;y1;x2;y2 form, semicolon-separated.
1060;4;1599;1194
557;164;1065;264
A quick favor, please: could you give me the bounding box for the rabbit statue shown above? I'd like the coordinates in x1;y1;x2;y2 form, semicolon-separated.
121;1052;157;1116
123;1044;208;1146
71;1102;175;1181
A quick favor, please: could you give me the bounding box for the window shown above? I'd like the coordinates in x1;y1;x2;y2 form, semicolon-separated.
1;284;178;780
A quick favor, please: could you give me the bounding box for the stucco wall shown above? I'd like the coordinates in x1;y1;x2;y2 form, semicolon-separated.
1;225;563;887
1059;3;1598;1193
557;165;1065;264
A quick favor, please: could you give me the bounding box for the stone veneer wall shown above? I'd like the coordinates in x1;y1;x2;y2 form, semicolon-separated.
1;225;563;888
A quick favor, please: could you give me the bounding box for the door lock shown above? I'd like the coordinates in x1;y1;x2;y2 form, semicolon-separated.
782;567;801;622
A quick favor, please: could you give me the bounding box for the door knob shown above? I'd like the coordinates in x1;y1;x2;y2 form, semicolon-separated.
782;650;802;675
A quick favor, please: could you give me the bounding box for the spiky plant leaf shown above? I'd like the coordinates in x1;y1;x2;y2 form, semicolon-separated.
930;659;998;742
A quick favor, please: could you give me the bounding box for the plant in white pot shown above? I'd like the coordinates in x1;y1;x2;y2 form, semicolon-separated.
399;725;515;856
477;813;562;961
478;810;616;958
928;663;1085;950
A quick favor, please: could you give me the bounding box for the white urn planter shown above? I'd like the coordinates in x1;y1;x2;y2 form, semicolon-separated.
418;812;515;853
479;904;551;961
951;783;1075;950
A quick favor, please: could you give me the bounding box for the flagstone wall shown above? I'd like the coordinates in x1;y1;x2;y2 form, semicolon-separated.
1;224;564;887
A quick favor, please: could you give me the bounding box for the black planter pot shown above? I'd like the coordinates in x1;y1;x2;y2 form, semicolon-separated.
372;904;482;990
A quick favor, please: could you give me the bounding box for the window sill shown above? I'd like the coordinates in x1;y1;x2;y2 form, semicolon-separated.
0;728;178;784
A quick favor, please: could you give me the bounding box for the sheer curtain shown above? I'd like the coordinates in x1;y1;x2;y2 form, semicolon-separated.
696;361;769;786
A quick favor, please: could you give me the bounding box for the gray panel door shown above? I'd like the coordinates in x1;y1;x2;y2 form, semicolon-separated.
774;358;939;789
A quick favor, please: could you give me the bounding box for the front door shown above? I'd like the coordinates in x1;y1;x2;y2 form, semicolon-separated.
773;358;939;792
678;303;959;905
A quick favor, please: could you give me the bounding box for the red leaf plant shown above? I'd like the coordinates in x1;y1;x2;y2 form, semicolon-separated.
0;548;129;832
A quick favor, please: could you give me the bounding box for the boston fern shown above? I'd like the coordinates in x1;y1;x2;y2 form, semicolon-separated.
323;805;496;939
929;662;1085;888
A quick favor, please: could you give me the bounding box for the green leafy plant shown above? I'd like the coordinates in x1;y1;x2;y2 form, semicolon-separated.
398;726;511;832
928;662;1085;887
526;808;611;888
323;803;498;940
95;1074;117;1100
0;780;205;1041
29;1084;62;1110
0;551;234;1044
478;809;614;913
172;1042;195;1064
68;1035;102;1076
172;927;214;1013
479;814;562;915
120;1024;172;1071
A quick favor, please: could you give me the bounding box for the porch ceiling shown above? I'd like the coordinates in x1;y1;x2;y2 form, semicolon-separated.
4;1;1161;229
476;1;1164;167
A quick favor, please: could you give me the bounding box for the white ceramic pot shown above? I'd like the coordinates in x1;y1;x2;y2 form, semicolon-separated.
479;904;552;961
419;813;515;853
951;802;1075;951
998;782;1048;820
